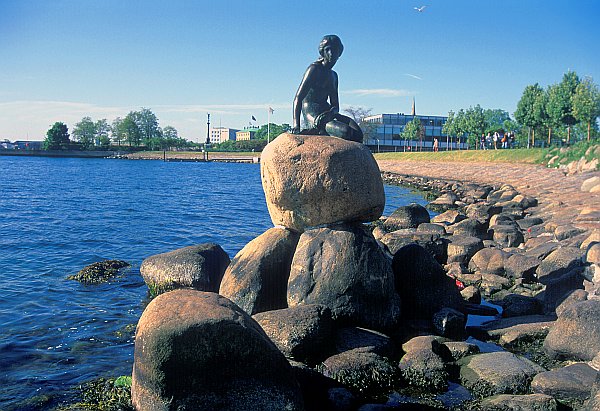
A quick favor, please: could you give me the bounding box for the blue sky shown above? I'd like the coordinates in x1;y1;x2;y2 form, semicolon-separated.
1;0;599;142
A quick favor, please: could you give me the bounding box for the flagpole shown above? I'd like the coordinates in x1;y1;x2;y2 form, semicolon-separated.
267;108;270;144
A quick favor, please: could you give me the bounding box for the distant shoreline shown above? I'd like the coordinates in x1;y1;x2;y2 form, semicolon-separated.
0;148;118;159
0;149;261;163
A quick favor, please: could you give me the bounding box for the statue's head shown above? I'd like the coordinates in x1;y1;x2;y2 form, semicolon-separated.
318;35;344;64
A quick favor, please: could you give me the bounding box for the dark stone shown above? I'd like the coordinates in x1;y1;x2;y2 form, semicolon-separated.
432;307;466;339
505;253;540;281
531;363;597;406
516;217;545;230
461;285;482;304
417;223;447;235
488;225;525;248
458;352;545;398
539;268;585;313
465;203;502;224
442;341;480;361
140;243;230;296
431;209;466;225
335;327;395;358
468;248;510;276
479;394;557;411
446;235;484;266
219;228;299;315
487;187;519;202
288;224;401;331
289;361;344;411
383;203;431;231
544;299;600;361
399;336;449;392
392;244;463;320
380;228;448;264
253;304;334;364
525;241;560;260
536;246;585;284
554;225;586;241
582;373;600;411
452;218;487;238
131;290;303;411
500;294;543;317
320;349;399;395
555;289;588;317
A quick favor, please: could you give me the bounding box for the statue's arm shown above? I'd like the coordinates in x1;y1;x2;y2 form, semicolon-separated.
329;71;340;114
292;65;316;132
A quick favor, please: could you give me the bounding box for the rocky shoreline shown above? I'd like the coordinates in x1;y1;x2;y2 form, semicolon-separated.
128;137;599;411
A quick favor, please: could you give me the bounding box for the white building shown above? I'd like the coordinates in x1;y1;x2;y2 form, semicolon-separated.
210;127;239;144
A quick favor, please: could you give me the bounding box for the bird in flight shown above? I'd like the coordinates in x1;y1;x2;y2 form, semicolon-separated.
414;5;427;12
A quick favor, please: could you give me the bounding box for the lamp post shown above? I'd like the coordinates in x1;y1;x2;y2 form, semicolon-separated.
204;113;210;161
375;138;380;153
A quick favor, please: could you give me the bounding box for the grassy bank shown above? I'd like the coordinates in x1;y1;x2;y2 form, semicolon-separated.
373;148;545;164
374;140;599;170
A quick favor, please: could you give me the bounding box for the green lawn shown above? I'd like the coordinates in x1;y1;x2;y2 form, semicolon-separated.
373;148;545;163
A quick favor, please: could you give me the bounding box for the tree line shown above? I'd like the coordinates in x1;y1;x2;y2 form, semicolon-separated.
515;71;599;146
439;71;599;149
43;108;194;151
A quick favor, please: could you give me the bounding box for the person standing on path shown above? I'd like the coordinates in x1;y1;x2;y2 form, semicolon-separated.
433;137;439;152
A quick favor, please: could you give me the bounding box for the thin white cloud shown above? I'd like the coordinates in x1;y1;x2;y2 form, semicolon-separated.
403;73;423;80
343;88;414;97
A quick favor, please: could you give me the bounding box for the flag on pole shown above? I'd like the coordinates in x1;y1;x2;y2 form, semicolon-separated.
268;107;274;115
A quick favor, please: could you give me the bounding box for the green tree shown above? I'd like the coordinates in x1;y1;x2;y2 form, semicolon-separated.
546;71;580;143
442;110;455;150
162;126;179;149
137;108;161;146
572;76;600;141
123;112;142;146
95;119;111;149
254;123;291;140
402;117;422;150
454;109;467;150
464;105;486;148
72;116;97;150
483;109;511;134
43;122;70;150
111;117;126;147
515;83;545;147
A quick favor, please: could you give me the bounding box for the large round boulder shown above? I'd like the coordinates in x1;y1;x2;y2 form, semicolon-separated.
261;133;384;232
219;227;299;315
383;203;430;231
287;224;401;331
392;244;464;320
131;290;303;411
544;299;600;361
140;243;230;296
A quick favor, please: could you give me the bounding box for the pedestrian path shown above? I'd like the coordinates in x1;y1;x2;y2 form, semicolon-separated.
377;160;600;231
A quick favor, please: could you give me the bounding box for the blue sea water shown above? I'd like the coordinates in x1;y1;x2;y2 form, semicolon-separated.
0;156;429;409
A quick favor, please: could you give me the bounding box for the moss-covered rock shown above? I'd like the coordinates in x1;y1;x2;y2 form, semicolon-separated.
57;376;133;411
67;260;130;285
